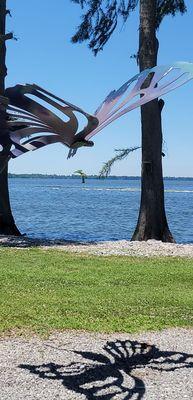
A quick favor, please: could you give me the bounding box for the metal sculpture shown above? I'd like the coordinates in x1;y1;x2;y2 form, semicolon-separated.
1;61;193;160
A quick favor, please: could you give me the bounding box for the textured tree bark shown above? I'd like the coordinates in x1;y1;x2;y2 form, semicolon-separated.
131;0;174;242
0;0;21;235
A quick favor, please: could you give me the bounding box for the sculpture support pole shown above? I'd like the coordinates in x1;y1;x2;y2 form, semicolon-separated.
0;0;20;235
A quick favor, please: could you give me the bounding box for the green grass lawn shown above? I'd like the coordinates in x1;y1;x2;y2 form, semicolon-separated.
0;248;193;336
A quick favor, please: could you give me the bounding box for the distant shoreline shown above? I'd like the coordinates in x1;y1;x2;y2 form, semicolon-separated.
8;174;193;180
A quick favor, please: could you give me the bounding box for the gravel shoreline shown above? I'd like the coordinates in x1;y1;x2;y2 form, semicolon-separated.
0;328;193;399
1;235;193;257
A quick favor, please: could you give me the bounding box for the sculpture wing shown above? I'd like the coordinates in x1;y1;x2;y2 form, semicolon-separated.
4;84;98;159
1;62;193;160
85;62;193;140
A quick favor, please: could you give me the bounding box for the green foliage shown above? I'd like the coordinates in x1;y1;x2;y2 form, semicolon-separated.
74;169;87;177
71;0;187;54
99;147;140;178
156;0;187;28
0;249;193;335
71;0;138;54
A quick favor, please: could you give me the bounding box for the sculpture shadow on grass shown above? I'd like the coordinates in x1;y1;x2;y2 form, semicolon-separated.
19;339;193;399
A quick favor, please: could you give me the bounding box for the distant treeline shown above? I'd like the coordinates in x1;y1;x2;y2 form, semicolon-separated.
8;173;102;179
8;174;193;180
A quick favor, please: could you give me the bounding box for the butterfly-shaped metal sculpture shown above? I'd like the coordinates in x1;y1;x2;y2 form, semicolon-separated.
1;61;193;160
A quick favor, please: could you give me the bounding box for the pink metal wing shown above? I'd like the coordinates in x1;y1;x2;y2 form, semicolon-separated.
86;62;193;140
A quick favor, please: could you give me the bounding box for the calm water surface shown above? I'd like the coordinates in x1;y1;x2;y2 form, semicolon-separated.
9;177;193;243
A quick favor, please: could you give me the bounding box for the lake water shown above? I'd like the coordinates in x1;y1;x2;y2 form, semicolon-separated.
9;177;193;244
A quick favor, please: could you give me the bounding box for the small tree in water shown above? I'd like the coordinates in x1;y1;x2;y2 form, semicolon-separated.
74;169;87;183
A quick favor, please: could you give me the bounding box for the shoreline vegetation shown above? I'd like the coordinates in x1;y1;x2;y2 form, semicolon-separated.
8;174;193;180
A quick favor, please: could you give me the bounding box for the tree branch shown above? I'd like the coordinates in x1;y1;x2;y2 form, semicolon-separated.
0;32;13;42
6;9;12;17
99;147;140;178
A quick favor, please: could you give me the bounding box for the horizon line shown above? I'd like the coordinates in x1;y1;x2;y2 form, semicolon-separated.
8;173;193;179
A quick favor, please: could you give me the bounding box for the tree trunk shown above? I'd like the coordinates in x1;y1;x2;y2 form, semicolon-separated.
0;0;21;235
131;0;174;242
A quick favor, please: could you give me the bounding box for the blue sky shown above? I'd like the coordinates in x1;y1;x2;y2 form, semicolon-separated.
6;0;193;176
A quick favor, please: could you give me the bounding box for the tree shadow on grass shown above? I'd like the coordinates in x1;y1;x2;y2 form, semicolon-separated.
0;235;98;248
19;339;193;399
